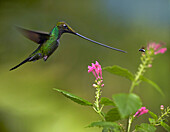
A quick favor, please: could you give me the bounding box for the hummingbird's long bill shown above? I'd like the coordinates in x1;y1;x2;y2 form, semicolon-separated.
75;33;127;53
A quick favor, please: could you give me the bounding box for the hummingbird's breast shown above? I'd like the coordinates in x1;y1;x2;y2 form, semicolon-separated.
42;39;59;59
42;26;60;59
29;26;60;62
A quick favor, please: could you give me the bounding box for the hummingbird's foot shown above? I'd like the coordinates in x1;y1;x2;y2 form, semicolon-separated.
43;56;48;61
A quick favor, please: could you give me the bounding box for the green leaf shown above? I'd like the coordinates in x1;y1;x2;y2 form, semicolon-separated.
88;121;120;128
100;97;115;106
140;76;164;96
161;122;170;132
105;108;121;122
102;128;109;132
87;121;121;132
135;123;156;132
53;88;93;106
103;65;134;81
148;111;158;120
149;118;156;124
102;127;120;132
112;93;142;118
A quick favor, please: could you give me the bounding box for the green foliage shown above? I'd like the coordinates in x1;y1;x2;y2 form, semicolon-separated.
100;97;115;106
87;121;121;132
103;65;134;81
53;88;93;106
135;123;156;132
112;93;142;118
105;108;121;122
102;127;120;132
161;122;170;132
140;76;164;96
149;118;156;124
148;107;170;131
148;111;158;120
54;52;168;132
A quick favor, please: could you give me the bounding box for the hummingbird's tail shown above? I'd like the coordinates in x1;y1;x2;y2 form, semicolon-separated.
10;57;31;71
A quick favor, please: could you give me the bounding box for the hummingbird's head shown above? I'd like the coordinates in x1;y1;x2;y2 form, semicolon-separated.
57;22;76;34
56;22;127;53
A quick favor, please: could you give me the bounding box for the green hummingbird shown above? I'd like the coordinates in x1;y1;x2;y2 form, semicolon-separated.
10;22;126;71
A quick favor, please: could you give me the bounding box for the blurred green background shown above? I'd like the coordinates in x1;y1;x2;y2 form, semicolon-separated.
0;0;170;132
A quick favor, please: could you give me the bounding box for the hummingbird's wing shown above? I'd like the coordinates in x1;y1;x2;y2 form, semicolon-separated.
16;26;50;44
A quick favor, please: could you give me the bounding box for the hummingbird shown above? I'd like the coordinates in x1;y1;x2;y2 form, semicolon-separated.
10;22;126;71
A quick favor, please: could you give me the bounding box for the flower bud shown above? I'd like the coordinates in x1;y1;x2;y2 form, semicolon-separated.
160;105;164;111
148;64;152;68
92;84;98;88
97;81;101;85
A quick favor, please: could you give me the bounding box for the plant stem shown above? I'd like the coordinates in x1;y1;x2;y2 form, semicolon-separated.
154;107;170;126
93;87;105;121
95;87;100;110
127;116;133;132
129;55;149;93
127;54;151;131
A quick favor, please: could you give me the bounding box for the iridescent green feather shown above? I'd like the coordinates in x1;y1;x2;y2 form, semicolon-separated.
29;26;59;59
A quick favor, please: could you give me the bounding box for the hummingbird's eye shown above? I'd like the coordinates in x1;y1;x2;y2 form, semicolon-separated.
63;24;68;29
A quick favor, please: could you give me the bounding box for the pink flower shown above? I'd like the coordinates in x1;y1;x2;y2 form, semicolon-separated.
88;61;103;80
154;48;167;55
134;107;149;117
88;64;97;79
147;42;167;55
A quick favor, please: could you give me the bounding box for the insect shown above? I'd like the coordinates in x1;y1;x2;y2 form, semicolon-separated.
139;47;146;52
